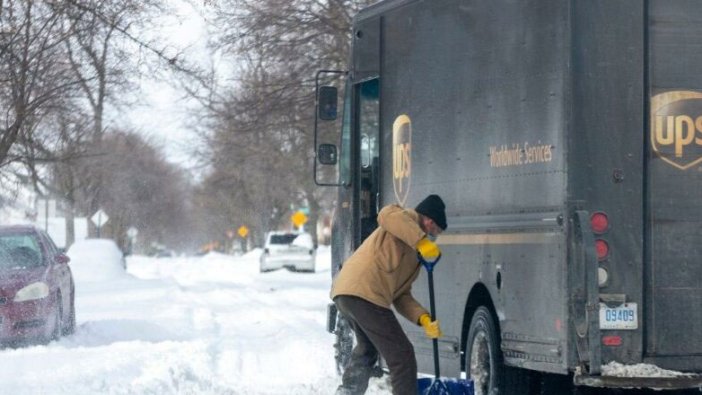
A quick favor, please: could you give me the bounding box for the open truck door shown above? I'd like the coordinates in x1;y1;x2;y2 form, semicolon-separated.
315;67;384;375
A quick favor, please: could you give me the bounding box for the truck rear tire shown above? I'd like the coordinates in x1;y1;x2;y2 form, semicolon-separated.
465;306;532;395
334;314;355;375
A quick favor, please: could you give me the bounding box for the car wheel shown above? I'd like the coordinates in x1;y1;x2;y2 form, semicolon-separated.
50;296;62;342
465;306;531;395
62;288;76;336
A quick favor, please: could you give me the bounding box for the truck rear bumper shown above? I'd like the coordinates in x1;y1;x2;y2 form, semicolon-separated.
574;372;702;390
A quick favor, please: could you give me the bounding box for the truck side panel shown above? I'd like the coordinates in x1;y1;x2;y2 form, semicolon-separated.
371;0;571;375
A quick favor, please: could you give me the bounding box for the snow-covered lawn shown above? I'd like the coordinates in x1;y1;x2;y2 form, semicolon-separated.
0;247;391;394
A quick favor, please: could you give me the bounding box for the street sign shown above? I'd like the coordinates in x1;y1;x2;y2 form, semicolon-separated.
238;226;249;238
91;209;109;228
291;211;308;227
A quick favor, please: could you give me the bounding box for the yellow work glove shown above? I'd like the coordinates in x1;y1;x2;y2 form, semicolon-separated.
416;237;440;262
419;314;442;339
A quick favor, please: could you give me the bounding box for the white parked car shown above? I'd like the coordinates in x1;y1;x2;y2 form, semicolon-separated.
260;231;316;273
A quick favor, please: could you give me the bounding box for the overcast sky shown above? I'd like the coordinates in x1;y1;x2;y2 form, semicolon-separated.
121;0;212;169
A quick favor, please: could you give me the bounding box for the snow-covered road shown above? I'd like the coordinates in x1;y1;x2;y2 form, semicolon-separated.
0;248;391;394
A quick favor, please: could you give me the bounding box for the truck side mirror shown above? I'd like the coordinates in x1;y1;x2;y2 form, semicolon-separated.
318;86;338;120
318;143;338;165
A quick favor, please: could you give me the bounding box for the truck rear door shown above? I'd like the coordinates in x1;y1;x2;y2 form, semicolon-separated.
646;0;702;368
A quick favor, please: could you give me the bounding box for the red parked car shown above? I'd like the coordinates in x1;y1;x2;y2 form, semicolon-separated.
0;225;76;346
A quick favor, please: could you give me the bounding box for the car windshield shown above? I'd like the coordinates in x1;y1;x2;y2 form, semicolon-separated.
0;247;13;269
269;234;298;245
0;234;43;269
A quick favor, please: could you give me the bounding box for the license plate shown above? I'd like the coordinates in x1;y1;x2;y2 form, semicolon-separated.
599;303;638;330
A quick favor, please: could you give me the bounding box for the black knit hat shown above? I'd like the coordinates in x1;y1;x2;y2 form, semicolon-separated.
415;194;447;230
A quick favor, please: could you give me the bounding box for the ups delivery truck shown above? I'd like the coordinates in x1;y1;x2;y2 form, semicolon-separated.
314;0;702;393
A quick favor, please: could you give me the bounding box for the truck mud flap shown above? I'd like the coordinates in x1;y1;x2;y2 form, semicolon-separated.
570;210;602;375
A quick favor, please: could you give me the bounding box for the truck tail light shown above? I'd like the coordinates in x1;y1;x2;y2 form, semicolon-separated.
602;335;622;346
590;212;609;234
595;239;609;261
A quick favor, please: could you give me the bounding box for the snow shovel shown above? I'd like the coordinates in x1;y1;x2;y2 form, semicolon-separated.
417;254;474;395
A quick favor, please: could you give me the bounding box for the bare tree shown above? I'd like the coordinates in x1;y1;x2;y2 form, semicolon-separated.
60;0;175;141
0;0;77;168
200;0;373;242
2;0;208;250
197;60;299;245
81;130;194;252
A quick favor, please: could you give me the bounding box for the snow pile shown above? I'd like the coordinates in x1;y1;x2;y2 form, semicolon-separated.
66;239;127;282
602;361;692;378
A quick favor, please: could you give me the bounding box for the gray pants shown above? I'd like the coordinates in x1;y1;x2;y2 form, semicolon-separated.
334;295;417;395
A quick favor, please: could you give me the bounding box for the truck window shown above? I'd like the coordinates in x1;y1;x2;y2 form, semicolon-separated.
357;79;380;241
359;80;379;171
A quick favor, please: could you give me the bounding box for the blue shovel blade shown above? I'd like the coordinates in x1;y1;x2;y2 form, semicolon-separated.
417;377;474;395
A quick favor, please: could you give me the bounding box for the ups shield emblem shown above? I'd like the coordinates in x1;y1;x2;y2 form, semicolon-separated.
651;90;702;170
393;115;412;206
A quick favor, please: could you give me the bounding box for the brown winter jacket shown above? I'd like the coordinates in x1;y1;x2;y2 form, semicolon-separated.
330;204;430;324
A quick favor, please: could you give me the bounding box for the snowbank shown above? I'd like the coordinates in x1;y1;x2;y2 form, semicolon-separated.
67;239;127;283
602;361;693;378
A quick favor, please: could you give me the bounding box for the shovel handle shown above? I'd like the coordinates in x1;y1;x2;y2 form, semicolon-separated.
419;254;442;379
428;269;441;379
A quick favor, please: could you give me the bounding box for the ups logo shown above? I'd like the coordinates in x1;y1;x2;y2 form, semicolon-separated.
392;115;412;206
651;90;702;170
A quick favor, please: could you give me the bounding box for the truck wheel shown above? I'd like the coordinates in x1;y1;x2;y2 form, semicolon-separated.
465;306;531;395
334;314;355;375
